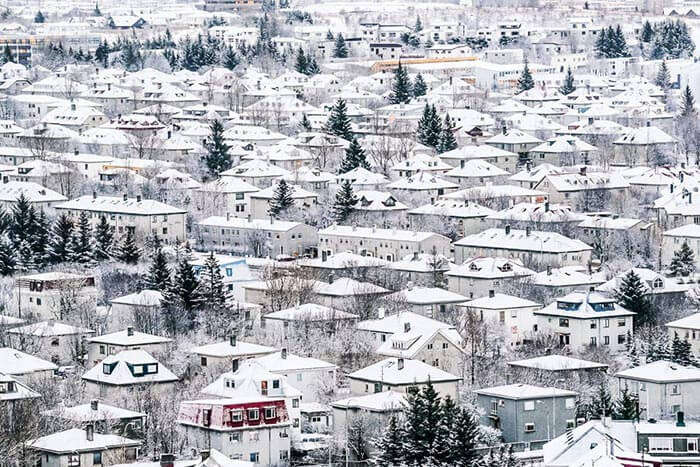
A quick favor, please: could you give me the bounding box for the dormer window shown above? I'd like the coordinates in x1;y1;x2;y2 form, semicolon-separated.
0;381;14;393
103;363;113;375
652;278;663;289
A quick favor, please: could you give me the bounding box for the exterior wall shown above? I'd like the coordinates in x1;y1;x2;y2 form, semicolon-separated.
667;325;700;356
662;234;700;269
466;305;541;346
12;286;97;321
476;394;577;447
182;425;291;465
447;275;525;300
198;223;318;257
318;233;451;262
453;244;591;268
192;190;253;218
348;378;459;400
249;195;317;220
87;342;169;366
269;367;336;403
7;333;93;365
35;447;138;467
84;381;176;403
616;377;700;421
535;314;632;353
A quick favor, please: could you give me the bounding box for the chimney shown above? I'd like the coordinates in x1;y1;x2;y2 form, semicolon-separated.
670;184;674;193
160;454;175;467
92;191;97;199
677;411;686;427
123;193;128;201
90;399;98;411
127;326;134;336
489;289;495;298
404;322;411;332
579;166;587;176
544;201;550;212
281;348;287;359
502;125;507;135
397;357;404;370
505;224;511;235
377;307;385;319
85;424;94;441
230;335;237;347
546;265;552;276
328;273;334;284
321;250;327;262
200;451;210;461
226;212;231;221
232;358;239;372
74;148;79;156
136;195;142;202
525;226;531;236
247;214;252;223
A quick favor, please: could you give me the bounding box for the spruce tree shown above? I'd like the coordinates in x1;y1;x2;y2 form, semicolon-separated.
145;241;171;291
116;230;141;264
432;396;457;465
94;216;114;260
300;113;312;131
16;240;35;273
412;73;427;97
32;210;49;268
198;252;229;311
205;119;232;178
1;45;12;64
332;180;358;223
613;383;639;420
222;46;239;71
670;241;695;277
614;270;654;328
168;258;201;313
402;385;428;465
268;179;294;217
339;138;370;173
48;214;74;264
10;193;36;250
0;235;15;276
451;406;482;467
641;20;654;43
589;382;613;418
655;60;671;90
94;2;102;16
517;59;535;93
559;67;576;95
70;211;95;265
647;330;672;362
326;30;334;40
438;114;458;154
324;98;353;140
34;10;45;23
306;55;320;75
672;331;695;366
417;104;442;149
371;415;403;466
680;85;696;117
388;62;412;104
595;27;609;58
414;16;423;33
333;33;348;58
612;25;630;57
294;46;307;74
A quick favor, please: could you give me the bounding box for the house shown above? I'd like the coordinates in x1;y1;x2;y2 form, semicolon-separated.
615;360;700;420
662;224;700;270
439;144;519;173
408;200;494;237
45;400;146;436
666;313;700;355
597;268;688;302
28;427;139;467
528;136;598;166
531;266;606;298
109;15;146;29
298;251;388;280
193;178;260;218
485;129;543;156
507;355;608;387
299;402;332;434
318;224;451;262
444;159;509;188
253;349;338;402
487;202;585;234
454;226;593;268
534;291;635;352
348;357;461;399
442;185;548;209
446;256;535;299
387;286;468;319
461;291;542;346
82;349;179;399
12;272;97;321
190;335;276;370
312;277;390;310
0;347;57;382
474;384;578;449
248;183;317;219
108;291;163;324
55;194;187;245
388;252;454;287
86;327;173;366
369;43;403;60
261;304;359;333
196;215;318;258
6;321;95;365
331;391;405;447
221;159;290;188
385;172;459;203
533;167;630;206
0;372;40;402
0;180;67;213
189;253;257;300
577;216;653;249
613;124;677;166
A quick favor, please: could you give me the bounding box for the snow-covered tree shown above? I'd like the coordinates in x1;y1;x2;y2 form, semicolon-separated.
94;216;114;260
333;33;348;58
48;214;74;264
559;67;576;95
268;179;294;217
332;181;358;223
371;415;403;466
614;269;654;328
613;383;638;420
388;62;412;104
205;119;232;178
144;239;171;291
412;73;427;97
670;241;695;277
438;114;458;154
70;211;95;265
517;59;535;93
339;138;370;173
324;98;353;141
655;60;671;90
115;230;140;264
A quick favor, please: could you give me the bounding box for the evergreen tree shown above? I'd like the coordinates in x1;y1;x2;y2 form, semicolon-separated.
198;252;230;310
306;55;320;75
371;415;403;466
432;396;458;465
614;270;654;328
589;382;614;418
628;332;640;366
332;180;358;223
655;60;671;90
339;138;370;173
70;211;95;265
300;113;312;131
438;114;458;154
412;73;427;97
641;20;654;42
613;383;639;420
168;258;201;313
294;46;307;74
205;119;232;177
670;241;695;277
34;10;45;23
268;179;294;217
222;46;239;71
10;193;36;250
595;27;610;58
650;36;666;59
414;16;423;33
647;330;672;362
416;104;442;149
94;216;114;260
0;235;15;276
559;67;576;95
451;406;482;467
94;2;102;16
612;25;630;57
145;240;171;291
326;30;334;40
32;210;49;268
333;33;348;58
116;230;140;264
672;331;695;366
48;214;74;264
388;62;412;104
402;382;442;464
680;85;696;117
16;240;35;272
1;45;13;64
517;59;535;93
324;98;353;140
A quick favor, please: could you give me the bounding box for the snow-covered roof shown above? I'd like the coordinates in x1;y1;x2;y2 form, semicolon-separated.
455;228;592;253
666;312;700;331
299;251;388;269
8;321;94;337
29;428;139;454
615;360;700;383
614;125;676;145
264;303;359;321
439;144;517;162
56;195;186;215
319;224;447;243
391;286;468;305
46;401;146;422
386;172;458;191
464;293;540;309
663;223;700;238
0;372;40;401
535;291;634;319
474;383;577;400
447;257;535;279
507;355;608;372
249;183;317;200
87;328;172;346
445;159;509;179
314;277;389;296
82;349;178;386
357;310;453;335
190;339;276;358
349;357;460;384
198;215;306;232
578;216;645;230
110;290;164;307
0;181;67;203
331;391;406;412
388;253;454;273
533;266;606;288
254;351;337;372
488;202;585;223
0;347;58;375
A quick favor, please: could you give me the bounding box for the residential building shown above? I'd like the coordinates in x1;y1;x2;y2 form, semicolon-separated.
12;272;97;321
28;427;139;467
0;347;57;382
446;256;535;299
254;349;337;402
6;321;95;365
461;291;542;346
86;327;173;366
190;336;277;370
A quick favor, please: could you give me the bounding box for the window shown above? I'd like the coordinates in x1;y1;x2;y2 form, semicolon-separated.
590;320;597;329
566;419;575;429
201;357;207;366
442;343;449;349
689;438;698;452
604;336;610;345
524;401;535;411
427;343;433;350
230;410;243;422
525;423;535;433
250;453;259;463
297;373;303;381
229;432;240;442
566;398;575;409
292;398;299;408
99;345;105;355
248;408;259;420
618;334;626;344
490;400;498;414
559;318;569;327
672;384;681;395
649;437;672;452
618;319;626;327
590;337;597;346
273;380;280;389
67;454;80;467
280;450;289;460
265;407;277;419
36;298;42;306
93;452;102;465
374;383;382;393
672;404;681;414
603;319;610;328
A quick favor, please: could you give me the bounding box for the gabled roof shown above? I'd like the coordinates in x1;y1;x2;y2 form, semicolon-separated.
82;349;178;386
29;428;139;454
8;321;94;337
45;401;146;422
254;351;336;372
454;228;592;253
331;391;406;412
87;328;172;346
349;357;460;384
0;347;57;375
474;383;577;400
56;195;186;215
615;360;700;383
507;355;608;372
447;256;534;279
264;303;359;321
464;293;540;309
